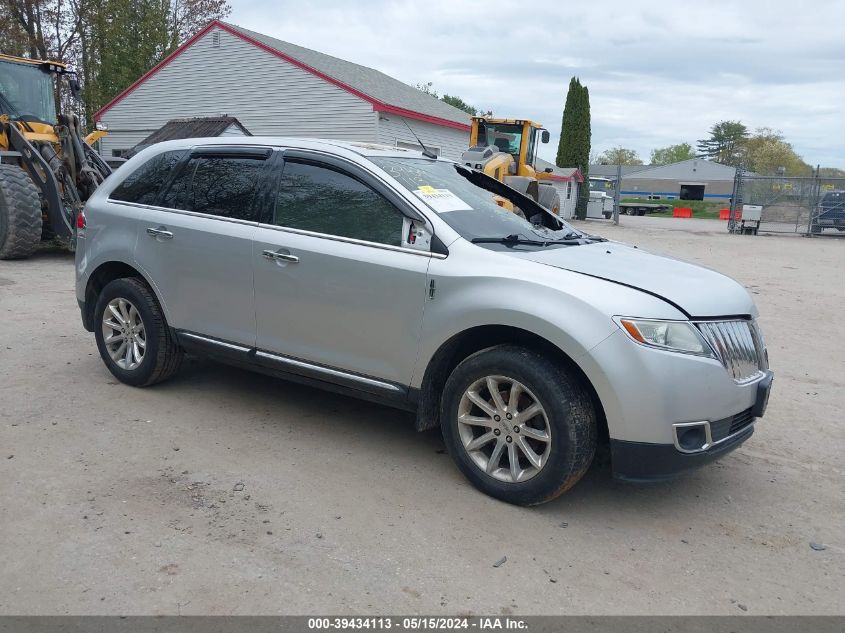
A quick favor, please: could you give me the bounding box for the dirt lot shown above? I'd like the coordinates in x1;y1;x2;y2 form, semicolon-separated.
1;217;843;615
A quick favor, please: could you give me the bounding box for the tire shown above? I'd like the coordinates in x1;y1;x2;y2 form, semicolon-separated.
550;190;561;215
93;277;183;387
537;185;561;215
440;345;596;506
0;164;43;260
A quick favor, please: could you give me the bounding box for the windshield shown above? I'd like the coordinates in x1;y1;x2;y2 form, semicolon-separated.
0;61;56;124
371;157;581;248
477;122;523;159
589;178;613;193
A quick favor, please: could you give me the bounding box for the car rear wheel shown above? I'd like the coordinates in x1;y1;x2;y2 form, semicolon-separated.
94;278;183;387
440;345;596;505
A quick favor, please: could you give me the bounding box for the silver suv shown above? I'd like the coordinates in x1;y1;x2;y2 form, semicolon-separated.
75;138;773;505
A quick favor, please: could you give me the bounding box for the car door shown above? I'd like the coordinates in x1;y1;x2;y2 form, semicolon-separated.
133;146;272;346
252;151;432;391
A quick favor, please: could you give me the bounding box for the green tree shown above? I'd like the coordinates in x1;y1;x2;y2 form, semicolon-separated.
557;77;591;219
742;128;812;176
649;142;696;165
416;81;487;117
441;94;477;116
696;120;749;166
598;146;643;165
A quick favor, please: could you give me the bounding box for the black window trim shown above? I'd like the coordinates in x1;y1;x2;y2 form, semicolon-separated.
277;149;427;224
148;146;274;222
260;149;447;256
107;148;189;207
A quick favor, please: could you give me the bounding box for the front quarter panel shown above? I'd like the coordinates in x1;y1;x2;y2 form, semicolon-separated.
413;240;686;390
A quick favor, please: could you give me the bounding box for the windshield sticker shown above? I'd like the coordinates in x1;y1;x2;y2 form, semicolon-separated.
413;187;472;213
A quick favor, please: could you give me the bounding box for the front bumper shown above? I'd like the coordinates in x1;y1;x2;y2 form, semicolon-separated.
611;424;754;482
610;369;772;481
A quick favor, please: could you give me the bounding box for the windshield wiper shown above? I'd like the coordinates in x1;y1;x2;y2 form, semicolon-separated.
472;234;548;246
471;234;583;247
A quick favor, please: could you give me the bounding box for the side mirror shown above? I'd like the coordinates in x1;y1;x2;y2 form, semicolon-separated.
69;78;81;101
402;217;433;252
541;130;550;144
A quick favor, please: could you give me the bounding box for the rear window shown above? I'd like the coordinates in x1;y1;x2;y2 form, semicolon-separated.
109;150;185;205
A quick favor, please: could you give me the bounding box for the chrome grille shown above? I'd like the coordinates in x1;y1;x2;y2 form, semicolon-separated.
696;320;767;382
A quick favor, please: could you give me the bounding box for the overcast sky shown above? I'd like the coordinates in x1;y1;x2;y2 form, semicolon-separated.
231;0;845;167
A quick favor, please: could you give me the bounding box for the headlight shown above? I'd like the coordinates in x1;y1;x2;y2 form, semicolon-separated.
615;318;714;357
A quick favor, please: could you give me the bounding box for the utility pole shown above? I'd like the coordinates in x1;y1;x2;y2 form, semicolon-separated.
613;164;621;225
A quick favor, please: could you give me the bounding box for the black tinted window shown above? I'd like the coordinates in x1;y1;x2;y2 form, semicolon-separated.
274;161;403;246
161;155;265;221
109;150;185;205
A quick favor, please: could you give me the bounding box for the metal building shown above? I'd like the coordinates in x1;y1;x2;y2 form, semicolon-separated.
592;159;739;201
94;21;471;159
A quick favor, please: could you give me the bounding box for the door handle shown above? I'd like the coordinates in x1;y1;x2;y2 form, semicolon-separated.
262;249;299;263
146;227;173;239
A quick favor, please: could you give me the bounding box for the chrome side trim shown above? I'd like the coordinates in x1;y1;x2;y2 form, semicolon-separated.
254;350;405;395
108;200;260;227
178;331;251;354
176;331;407;398
256;223;446;259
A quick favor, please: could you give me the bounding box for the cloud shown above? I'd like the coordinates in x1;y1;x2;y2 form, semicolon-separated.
230;0;845;167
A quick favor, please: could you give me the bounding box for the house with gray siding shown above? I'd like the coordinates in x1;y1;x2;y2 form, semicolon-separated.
95;21;471;159
535;157;583;219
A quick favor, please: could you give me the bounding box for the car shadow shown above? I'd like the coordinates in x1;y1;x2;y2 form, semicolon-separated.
152;356;741;515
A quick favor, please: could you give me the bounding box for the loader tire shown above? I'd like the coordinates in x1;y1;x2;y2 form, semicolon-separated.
0;165;43;260
538;184;561;215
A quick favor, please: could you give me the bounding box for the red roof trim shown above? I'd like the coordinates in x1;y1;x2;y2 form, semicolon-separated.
374;103;470;131
95;20;471;133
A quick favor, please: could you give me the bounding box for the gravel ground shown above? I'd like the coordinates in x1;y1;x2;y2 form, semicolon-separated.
1;217;843;615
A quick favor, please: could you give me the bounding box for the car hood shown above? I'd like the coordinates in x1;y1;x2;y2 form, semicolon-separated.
506;241;755;318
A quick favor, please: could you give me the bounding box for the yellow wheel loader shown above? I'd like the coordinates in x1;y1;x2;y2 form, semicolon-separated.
460;116;561;216
0;54;111;259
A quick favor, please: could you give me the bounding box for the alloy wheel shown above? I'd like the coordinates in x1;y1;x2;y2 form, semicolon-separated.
456;375;552;483
101;297;146;370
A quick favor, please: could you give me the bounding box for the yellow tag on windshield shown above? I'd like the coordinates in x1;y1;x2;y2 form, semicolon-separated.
417;185;436;193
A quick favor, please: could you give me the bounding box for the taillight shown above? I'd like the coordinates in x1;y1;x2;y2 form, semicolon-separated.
76;210;86;229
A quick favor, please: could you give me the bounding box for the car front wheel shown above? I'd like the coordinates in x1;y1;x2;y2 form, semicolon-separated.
94;277;183;387
440;345;596;506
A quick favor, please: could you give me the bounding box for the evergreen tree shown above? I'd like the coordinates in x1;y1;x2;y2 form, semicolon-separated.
575;85;591;219
556;78;591;218
696;120;749;166
555;77;578;167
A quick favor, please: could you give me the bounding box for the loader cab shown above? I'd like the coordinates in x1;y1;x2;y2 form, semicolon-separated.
0;56;61;124
471;117;550;176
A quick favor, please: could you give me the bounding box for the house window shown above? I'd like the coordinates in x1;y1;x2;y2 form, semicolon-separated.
395;140;440;156
566;181;572;200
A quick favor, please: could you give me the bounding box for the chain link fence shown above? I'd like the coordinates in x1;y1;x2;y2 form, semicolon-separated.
728;172;845;236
